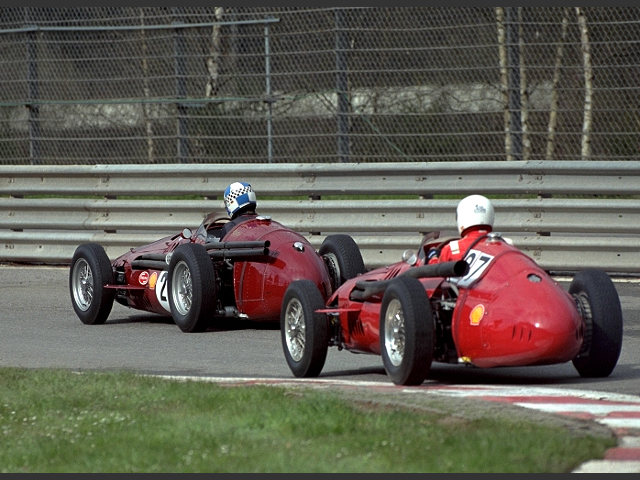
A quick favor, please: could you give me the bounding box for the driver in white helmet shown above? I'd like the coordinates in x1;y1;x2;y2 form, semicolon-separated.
427;194;495;264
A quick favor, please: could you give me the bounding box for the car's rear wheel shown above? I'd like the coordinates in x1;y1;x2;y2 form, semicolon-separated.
380;276;433;386
570;269;623;377
319;234;366;292
281;280;329;377
69;243;115;325
168;243;217;333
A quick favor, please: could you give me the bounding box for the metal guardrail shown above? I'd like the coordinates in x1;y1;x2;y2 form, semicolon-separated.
2;160;640;274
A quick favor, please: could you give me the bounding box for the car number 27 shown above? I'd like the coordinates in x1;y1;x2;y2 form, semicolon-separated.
454;249;495;288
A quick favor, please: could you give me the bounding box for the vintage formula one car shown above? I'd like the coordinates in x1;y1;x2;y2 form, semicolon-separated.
281;231;624;385
69;212;365;332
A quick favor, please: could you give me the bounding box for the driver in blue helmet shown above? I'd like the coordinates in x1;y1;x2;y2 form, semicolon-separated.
224;181;258;220
211;181;259;239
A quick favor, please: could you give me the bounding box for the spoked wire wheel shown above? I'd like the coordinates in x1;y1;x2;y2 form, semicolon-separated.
383;298;406;367
280;280;328;377
71;258;94;312
68;243;115;325
283;297;306;362
167;243;216;333
379;276;433;385
170;260;193;317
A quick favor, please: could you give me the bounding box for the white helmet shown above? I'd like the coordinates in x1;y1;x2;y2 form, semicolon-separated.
223;181;257;218
456;194;494;235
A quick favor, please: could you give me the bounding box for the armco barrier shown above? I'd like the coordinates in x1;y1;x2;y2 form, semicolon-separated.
2;161;640;274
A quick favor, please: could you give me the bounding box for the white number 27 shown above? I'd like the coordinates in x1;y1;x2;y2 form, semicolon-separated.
453;249;494;288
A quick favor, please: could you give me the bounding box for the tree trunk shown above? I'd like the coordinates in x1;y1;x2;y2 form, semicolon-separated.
546;8;569;160
576;7;593;160
205;7;225;98
495;7;512;160
139;9;155;164
518;8;530;161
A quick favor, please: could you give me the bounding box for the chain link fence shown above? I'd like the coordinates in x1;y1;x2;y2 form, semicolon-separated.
0;7;638;165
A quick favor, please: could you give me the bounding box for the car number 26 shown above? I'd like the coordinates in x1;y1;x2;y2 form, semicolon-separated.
453;249;495;288
155;271;171;312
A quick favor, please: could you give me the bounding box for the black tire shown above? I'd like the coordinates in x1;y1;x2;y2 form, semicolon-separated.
319;234;366;292
281;280;329;377
380;276;433;386
168;243;217;333
69;243;115;325
569;269;623;378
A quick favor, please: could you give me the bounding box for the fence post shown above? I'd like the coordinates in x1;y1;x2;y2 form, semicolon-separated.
264;20;274;163
334;8;350;163
25;11;41;165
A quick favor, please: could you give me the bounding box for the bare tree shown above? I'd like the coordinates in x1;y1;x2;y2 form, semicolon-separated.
576;7;593;160
518;7;531;161
546;8;570;160
495;7;512;160
139;9;155;164
205;7;225;98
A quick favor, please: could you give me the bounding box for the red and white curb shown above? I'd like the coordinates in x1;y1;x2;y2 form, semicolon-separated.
154;376;640;473
409;384;640;473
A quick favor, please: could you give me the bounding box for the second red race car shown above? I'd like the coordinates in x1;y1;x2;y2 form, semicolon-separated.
69;212;365;332
280;231;624;385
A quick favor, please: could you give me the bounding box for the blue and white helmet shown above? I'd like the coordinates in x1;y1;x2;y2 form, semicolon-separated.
223;181;257;217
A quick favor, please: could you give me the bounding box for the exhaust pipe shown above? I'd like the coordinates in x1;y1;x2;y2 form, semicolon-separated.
132;240;271;270
350;260;468;301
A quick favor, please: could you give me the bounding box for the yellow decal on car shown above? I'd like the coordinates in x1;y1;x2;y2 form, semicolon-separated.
149;271;158;289
469;304;485;326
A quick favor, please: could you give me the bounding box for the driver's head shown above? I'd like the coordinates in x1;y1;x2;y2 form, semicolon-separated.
223;181;257;218
456;194;494;235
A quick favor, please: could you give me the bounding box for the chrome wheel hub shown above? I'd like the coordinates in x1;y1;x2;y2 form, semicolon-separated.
284;298;306;362
384;298;405;367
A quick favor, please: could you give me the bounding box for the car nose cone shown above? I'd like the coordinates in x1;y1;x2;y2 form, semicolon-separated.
460;274;583;368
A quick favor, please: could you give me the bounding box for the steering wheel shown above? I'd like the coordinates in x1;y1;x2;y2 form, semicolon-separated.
418;231;460;261
209;216;230;226
201;212;230;231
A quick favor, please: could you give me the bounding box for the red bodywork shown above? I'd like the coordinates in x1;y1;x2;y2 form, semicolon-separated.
322;234;584;368
108;216;332;322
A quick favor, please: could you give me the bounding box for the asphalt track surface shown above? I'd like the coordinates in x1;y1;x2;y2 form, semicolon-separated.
2;265;638;394
2;264;640;472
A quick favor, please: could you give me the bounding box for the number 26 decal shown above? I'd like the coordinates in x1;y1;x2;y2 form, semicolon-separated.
155;271;170;313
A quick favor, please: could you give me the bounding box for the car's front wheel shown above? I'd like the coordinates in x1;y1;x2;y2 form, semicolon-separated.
168;243;217;333
380;276;433;386
570;269;623;377
69;243;115;325
281;280;329;377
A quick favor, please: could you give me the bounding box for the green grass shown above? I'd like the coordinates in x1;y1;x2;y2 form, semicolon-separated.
0;367;615;473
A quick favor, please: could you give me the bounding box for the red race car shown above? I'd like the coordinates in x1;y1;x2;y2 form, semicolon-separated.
281;231;624;385
69;212;364;332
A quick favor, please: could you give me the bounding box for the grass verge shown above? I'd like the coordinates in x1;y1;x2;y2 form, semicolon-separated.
0;367;615;473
